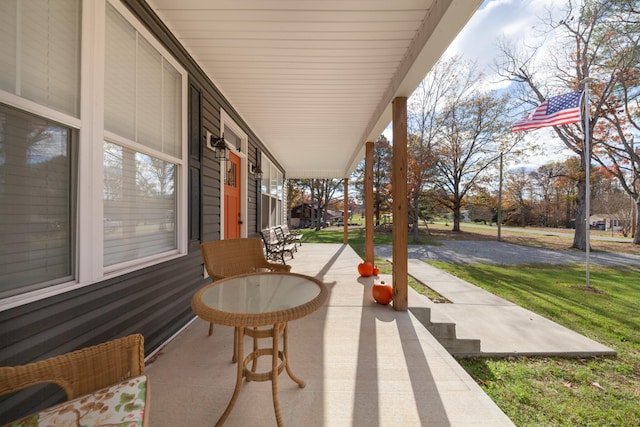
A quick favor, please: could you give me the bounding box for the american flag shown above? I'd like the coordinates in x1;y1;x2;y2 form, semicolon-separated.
512;90;584;132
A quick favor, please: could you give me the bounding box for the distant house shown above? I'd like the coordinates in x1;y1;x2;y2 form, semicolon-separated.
589;215;623;231
289;203;338;228
290;203;315;228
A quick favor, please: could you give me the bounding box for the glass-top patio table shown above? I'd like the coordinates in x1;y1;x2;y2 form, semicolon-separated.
191;272;328;426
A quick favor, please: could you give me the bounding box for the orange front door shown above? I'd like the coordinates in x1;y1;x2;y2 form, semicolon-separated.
224;153;241;239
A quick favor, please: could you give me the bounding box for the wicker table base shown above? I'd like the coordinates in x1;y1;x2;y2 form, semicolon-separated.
191;272;328;426
216;322;303;427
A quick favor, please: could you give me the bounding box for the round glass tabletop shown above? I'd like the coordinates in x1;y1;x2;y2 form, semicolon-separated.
193;272;327;327
201;273;321;313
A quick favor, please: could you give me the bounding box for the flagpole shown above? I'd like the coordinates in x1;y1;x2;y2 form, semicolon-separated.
582;78;592;288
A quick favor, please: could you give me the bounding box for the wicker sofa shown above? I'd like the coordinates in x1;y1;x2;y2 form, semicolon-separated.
0;334;148;426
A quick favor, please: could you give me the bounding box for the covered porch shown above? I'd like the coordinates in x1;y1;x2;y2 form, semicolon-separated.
146;243;513;426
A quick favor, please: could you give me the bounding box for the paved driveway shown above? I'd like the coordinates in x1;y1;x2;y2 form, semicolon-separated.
375;240;640;268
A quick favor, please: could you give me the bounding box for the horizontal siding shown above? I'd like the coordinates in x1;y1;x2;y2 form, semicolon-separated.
0;0;285;422
0;251;207;422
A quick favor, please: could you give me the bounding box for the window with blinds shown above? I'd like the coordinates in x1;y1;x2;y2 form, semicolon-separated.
260;154;284;229
0;0;81;118
103;3;182;268
0;0;80;299
0;104;74;297
103;142;176;267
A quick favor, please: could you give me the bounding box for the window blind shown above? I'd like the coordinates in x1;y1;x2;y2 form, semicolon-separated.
105;3;181;159
0;1;17;94
103;142;176;267
0;0;81;117
0;104;73;297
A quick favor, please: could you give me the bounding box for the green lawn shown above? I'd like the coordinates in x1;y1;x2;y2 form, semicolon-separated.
298;225;438;248
430;262;640;427
295;227;640;426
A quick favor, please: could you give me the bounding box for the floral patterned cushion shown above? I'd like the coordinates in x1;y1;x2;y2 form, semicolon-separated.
5;375;148;427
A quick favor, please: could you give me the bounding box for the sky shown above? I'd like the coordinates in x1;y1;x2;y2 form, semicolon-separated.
384;0;580;170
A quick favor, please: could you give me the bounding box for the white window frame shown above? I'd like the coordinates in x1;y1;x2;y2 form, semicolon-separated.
260;154;284;228
0;0;188;311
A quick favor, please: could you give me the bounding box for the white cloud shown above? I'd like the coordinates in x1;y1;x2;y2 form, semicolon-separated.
384;1;584;169
444;0;575;92
441;0;583;168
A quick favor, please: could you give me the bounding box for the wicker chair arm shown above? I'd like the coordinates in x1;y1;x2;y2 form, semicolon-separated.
0;334;144;400
264;262;292;272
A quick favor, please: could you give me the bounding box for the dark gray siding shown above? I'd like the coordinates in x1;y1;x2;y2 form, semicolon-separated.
0;0;282;422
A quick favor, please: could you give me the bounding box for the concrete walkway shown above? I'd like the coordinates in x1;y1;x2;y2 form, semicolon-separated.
376;241;619;357
407;260;616;357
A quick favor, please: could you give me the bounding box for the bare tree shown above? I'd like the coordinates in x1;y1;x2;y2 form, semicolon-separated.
406;57;459;241
505;168;533;226
530;162;566;227
498;0;640;247
307;178;343;230
431;59;519;231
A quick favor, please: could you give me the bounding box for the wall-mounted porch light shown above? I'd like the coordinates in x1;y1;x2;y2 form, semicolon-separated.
249;163;263;179
210;134;229;160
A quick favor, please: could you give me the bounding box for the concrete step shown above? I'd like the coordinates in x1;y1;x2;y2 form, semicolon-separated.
408;293;481;357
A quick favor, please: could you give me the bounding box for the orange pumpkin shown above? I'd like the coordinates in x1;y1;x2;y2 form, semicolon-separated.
357;261;374;277
372;281;393;305
372;266;380;276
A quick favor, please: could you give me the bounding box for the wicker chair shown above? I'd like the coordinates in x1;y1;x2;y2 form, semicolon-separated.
200;238;291;337
0;334;147;425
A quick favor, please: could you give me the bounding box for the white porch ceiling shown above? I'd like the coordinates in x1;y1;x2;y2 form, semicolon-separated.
146;0;482;179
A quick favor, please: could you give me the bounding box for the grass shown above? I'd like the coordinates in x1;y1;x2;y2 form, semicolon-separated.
295;224;640;426
428;222;640;255
432;262;640;426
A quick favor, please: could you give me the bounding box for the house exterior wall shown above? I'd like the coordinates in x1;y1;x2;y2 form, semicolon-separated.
0;0;281;421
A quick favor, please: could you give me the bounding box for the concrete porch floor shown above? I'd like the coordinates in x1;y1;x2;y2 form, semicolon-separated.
146;243;514;426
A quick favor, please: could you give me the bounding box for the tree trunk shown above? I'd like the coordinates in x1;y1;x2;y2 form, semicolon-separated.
634;201;640;245
572;179;588;250
412;201;420;242
316;206;323;231
452;207;461;232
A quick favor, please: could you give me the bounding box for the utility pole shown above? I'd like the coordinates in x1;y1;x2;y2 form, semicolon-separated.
632;142;637;238
497;152;503;242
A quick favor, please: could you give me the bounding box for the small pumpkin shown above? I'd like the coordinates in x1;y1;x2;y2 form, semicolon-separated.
372;266;380;276
357;261;374;277
372;281;393;305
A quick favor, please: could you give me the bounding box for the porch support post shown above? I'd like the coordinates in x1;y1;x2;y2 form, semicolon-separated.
392;97;408;311
343;178;349;244
365;141;375;263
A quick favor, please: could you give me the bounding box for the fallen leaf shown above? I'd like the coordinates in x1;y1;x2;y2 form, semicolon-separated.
563;381;573;389
591;382;606;392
